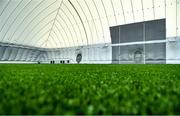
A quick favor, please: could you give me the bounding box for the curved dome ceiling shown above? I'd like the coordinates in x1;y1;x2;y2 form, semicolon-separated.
0;0;176;48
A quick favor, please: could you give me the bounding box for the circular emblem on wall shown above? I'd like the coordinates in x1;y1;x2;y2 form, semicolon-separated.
76;53;82;64
134;48;143;64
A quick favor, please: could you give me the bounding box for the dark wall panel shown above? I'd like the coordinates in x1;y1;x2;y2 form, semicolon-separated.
112;46;119;64
120;23;143;43
145;43;166;64
120;45;144;64
145;19;166;41
110;26;119;44
110;19;166;64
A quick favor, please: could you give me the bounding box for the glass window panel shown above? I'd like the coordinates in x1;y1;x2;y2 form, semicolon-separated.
145;19;166;41
145;43;166;64
110;26;119;44
120;45;144;64
120;22;143;43
112;46;120;64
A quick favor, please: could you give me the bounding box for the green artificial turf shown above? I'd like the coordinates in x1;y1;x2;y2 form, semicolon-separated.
0;64;180;115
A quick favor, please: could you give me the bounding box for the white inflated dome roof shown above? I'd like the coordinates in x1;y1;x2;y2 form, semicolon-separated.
0;0;178;48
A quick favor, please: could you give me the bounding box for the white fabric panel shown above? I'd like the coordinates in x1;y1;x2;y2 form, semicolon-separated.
122;0;134;24
18;1;59;45
132;0;144;22
102;0;116;26
154;0;165;19
24;13;56;45
1;0;30;42
0;0;9;15
0;1;20;40
177;0;180;36
111;0;125;25
143;0;154;21
166;0;177;37
11;0;58;44
0;0;178;50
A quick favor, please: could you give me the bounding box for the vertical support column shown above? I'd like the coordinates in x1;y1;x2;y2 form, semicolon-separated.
119;26;121;64
143;23;146;64
176;0;180;63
